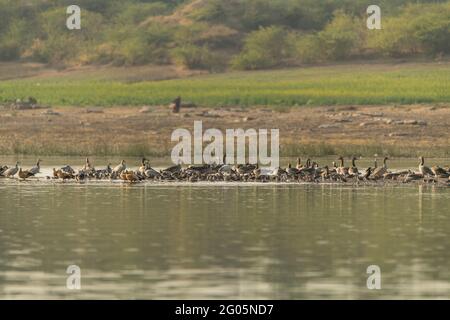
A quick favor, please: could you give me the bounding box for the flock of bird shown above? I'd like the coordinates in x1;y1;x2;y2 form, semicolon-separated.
0;156;449;185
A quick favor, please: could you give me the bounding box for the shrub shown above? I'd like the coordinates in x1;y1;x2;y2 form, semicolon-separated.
231;26;291;70
294;34;323;64
368;3;450;57
317;11;365;60
171;45;218;70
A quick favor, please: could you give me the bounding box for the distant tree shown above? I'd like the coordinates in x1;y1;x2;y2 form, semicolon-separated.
317;11;365;60
231;26;291;70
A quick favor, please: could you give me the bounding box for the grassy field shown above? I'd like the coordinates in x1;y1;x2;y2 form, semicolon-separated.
0;62;449;107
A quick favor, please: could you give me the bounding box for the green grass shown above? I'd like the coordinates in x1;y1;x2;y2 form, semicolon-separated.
1;62;449;107
1;141;449;158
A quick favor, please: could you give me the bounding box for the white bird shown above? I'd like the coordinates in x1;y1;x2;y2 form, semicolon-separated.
113;160;126;174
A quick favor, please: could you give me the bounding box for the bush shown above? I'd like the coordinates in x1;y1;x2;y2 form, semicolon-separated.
94;23;174;65
317;11;364;60
294;34;323;64
368;3;450;57
171;45;220;70
231;26;291;70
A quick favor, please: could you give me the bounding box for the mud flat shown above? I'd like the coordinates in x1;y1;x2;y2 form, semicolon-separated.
0;104;449;158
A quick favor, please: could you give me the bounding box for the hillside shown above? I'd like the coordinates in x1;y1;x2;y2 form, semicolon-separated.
0;0;448;71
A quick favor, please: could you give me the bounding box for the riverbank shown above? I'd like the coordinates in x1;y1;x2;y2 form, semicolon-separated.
0;104;449;158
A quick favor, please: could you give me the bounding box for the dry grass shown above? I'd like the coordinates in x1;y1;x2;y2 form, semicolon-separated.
0;104;448;158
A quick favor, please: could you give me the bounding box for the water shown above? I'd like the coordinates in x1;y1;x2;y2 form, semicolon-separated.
0;178;449;299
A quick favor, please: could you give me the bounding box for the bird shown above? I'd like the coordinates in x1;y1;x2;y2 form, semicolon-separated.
138;158;148;175
431;165;448;177
371;157;389;179
253;163;261;178
296;158;303;170
18;168;34;180
321;166;330;181
144;166;161;179
337;156;349;176
362;167;372;180
29;159;42;175
2;162;19;178
286;163;299;176
60;165;75;174
113;160;126;175
83;158;93;171
404;170;424;183
0;165;9;176
348;157;359;176
418;156;433;176
53;168;74;180
125;171;139;182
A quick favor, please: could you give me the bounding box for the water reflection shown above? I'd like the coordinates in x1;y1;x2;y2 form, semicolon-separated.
0;183;449;299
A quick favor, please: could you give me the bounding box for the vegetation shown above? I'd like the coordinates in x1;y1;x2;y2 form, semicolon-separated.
0;0;448;70
0;62;449;107
1;142;448;158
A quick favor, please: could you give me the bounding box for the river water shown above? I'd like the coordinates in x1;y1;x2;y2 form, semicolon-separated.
0;157;449;299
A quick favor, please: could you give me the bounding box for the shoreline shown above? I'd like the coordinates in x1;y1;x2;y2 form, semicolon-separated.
1;104;449;158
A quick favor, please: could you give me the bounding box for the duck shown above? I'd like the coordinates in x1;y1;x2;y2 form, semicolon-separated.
53;168;74;180
125;171;139;182
321;166;330;181
371;157;388;180
330;161;338;173
75;171;87;182
296;158;303;170
138;158;148;175
298;159;316;175
337;156;349;176
61;165;75;174
0;165;8;176
83;158;94;171
236;163;256;175
113;160;126;175
95;164;112;179
18;168;34;180
162;163;182;174
253;163;261;178
218;155;233;174
418;156;433;177
348;157;359;176
29;159;42;175
431;165;448;177
271;167;287;181
286;163;299;176
2;161;19;178
362;167;372;180
120;170;138;183
404;170;424;183
144;165;161;179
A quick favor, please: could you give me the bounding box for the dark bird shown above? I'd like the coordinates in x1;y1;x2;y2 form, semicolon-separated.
172;96;181;113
